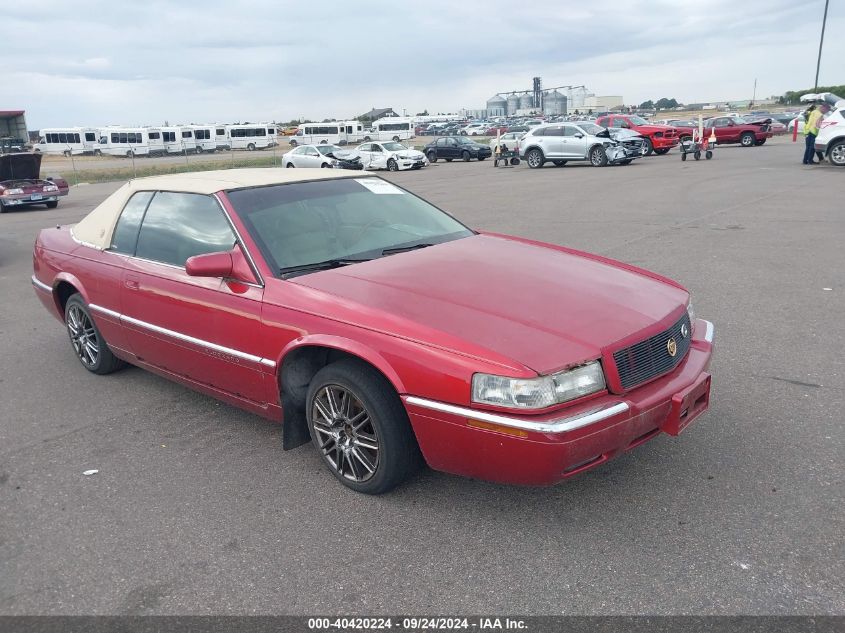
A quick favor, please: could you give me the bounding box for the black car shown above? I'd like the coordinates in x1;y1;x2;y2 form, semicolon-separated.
424;136;492;162
506;125;529;133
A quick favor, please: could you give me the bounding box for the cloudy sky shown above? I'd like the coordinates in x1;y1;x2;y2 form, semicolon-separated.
8;0;843;129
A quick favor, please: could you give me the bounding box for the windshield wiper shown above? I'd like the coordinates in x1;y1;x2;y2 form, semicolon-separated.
382;243;434;256
280;257;372;278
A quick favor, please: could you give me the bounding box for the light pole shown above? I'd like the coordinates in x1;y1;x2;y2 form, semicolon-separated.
815;0;829;89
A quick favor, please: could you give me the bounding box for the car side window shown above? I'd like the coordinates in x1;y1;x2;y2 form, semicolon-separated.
359;144;371;152
134;192;236;267
305;147;319;156
544;126;564;136
563;126;579;137
110;191;155;255
371;145;383;152
436;138;446;147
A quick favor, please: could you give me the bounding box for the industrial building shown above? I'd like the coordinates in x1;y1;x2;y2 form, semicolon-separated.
482;78;624;117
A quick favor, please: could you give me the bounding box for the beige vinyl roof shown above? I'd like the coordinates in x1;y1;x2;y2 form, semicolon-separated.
71;168;360;250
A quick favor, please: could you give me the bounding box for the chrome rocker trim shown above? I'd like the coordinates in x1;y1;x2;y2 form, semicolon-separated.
405;396;629;435
31;276;53;293
88;304;276;369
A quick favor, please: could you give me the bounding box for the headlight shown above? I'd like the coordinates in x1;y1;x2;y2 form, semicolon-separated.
6;188;23;195
472;361;606;410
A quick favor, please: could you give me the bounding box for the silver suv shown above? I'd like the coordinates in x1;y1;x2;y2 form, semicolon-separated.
519;121;644;168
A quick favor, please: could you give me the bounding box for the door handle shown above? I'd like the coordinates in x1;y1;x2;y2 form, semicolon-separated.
125;275;140;290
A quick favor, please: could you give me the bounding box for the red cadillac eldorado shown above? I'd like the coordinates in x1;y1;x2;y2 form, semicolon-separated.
1;152;68;212
32;169;714;493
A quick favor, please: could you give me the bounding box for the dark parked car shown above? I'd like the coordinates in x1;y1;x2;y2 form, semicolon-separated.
424;137;492;162
506;125;529;133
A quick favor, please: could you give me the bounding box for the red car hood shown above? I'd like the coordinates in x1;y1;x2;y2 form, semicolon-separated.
633;123;677;134
292;234;688;374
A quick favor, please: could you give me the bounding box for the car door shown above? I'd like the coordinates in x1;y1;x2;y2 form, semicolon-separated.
357;143;373;168
538;126;564;158
445;137;461;159
710;118;732;142
290;146;309;167
562;125;588;158
368;143;386;168
119;190;269;405
301;146;322;167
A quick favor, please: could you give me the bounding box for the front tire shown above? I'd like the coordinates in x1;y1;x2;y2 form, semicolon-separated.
641;137;654;156
46;201;59;208
589;145;608;167
289;140;298;147
461;150;471;162
526;148;544;168
387;158;398;171
392;136;400;142
426;150;437;163
64;295;125;375
306;360;422;494
740;132;755;147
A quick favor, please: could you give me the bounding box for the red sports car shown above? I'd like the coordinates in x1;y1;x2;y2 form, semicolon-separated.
1;153;68;212
596;115;681;155
703;116;774;146
32;169;714;494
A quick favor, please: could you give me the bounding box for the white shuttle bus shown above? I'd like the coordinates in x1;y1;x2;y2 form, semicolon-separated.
190;125;217;152
97;127;158;157
370;117;414;141
227;124;274;150
160;126;197;154
212;125;231;150
34;128;100;155
289;121;366;147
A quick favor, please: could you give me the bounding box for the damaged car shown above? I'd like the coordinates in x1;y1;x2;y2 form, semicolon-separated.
356;141;427;171
282;144;364;170
519;122;644;168
0;153;68;213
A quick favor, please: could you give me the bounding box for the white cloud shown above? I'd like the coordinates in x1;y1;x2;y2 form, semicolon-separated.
9;0;843;128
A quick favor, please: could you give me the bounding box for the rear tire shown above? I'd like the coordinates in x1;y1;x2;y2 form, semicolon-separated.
740;132;755;147
289;140;298;147
392;136;400;142
247;143;256;151
306;360;422;494
46;201;59;208
462;150;471;162
64;295;126;375
828;140;845;166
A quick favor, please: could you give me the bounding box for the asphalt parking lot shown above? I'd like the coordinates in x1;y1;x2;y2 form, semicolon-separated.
1;137;842;615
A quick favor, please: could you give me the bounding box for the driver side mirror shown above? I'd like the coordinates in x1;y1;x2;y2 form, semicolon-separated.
186;245;258;285
574;132;584;138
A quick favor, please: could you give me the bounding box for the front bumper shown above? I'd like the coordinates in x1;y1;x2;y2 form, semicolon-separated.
404;318;714;485
651;136;679;150
1;194;59;206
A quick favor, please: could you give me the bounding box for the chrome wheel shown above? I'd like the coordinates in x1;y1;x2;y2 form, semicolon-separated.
829;142;845;166
527;149;543;168
66;304;99;367
310;384;379;482
740;133;754;147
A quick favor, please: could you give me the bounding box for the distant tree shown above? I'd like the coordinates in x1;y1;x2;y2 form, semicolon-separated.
655;97;679;110
415;109;429;116
780;84;845;104
639;100;654;110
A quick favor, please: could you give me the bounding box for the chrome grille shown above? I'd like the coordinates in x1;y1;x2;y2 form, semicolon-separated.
613;313;691;390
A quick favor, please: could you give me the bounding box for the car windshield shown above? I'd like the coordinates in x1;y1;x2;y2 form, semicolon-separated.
316;145;340;155
628;116;648;125
227;178;474;277
382;142;406;151
578;123;604;135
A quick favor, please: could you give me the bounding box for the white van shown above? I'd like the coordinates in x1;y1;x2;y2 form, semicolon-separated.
34;128;100;155
97;127;157;157
227;124;273;150
368;117;414;141
160;126;197;154
190;125;217;152
289;121;366;147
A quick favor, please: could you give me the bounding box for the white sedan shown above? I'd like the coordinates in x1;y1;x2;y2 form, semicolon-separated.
356;141;427;171
282;144;362;169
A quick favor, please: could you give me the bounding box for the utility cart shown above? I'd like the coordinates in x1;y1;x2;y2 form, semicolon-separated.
680;130;716;161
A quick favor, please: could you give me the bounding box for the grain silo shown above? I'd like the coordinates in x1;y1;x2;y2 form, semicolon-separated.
543;90;567;115
506;94;520;115
518;92;533;111
486;94;507;117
